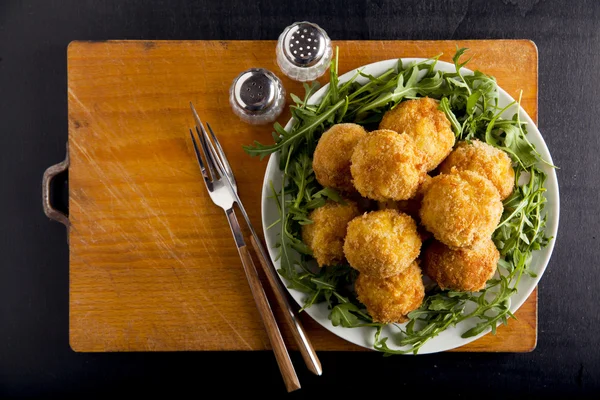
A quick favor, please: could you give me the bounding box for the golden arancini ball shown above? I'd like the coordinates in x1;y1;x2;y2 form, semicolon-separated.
355;261;425;323
419;170;503;248
343;209;421;278
439;140;515;199
301;200;361;267
379;97;455;171
350;130;427;201
312;123;368;193
423;238;500;292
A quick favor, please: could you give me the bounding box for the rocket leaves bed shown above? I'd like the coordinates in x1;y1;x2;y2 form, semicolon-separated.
244;48;559;355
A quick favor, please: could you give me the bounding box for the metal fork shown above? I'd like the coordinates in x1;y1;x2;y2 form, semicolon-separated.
189;108;322;393
189;104;322;378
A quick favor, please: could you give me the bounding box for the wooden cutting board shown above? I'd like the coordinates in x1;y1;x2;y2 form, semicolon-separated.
67;40;538;352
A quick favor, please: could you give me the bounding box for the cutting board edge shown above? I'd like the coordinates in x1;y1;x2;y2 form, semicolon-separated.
67;39;540;353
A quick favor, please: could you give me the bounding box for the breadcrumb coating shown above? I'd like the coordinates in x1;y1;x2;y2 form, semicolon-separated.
379;97;455;171
423;238;499;292
313;123;368;193
440;140;515;199
355;261;425;323
419;170;503;248
351;130;427;201
344;209;421;278
301;199;361;267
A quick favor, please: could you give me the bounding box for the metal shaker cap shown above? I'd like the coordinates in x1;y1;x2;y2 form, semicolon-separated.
282;22;328;67
229;68;285;125
276;21;332;82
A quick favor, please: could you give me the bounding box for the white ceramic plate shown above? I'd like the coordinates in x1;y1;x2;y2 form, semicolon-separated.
261;59;560;354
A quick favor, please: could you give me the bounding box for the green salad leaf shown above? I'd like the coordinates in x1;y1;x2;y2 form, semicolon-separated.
244;47;554;355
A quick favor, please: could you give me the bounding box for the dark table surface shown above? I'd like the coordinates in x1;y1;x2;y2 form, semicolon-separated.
1;0;598;397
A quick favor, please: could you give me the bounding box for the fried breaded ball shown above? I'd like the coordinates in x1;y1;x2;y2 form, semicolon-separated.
343;209;421;278
439;140;515;200
301;200;361;267
423;238;500;292
355;261;425;323
312;123;368;193
379;97;455;171
350;129;426;201
419;170;503;248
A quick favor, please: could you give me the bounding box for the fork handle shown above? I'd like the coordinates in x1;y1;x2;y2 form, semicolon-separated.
238;245;300;392
250;236;322;376
226;210;300;392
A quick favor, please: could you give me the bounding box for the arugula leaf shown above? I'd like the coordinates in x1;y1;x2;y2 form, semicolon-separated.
466;91;481;115
439;97;462;136
330;303;361;327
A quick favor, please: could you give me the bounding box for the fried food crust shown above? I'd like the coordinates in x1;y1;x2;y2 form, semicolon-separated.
379;97;455;171
355;261;425;323
439;140;515;199
423;238;499;292
351;129;426;201
301;200;361;267
419;170;503;248
343;209;421;278
313;123;368;193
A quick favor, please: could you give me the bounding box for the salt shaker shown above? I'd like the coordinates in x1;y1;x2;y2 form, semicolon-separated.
229;68;286;125
276;21;333;82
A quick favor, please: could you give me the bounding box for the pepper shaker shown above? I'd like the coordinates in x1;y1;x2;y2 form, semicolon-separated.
276;21;333;82
229;68;286;125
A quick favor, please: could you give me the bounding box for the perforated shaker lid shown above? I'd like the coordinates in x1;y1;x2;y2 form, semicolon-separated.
276;21;332;82
229;68;285;125
232;69;279;113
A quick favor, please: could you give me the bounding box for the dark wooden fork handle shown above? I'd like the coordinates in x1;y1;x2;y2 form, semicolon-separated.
237;245;301;392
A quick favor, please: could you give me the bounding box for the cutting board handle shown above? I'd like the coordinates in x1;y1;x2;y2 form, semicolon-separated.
42;143;70;236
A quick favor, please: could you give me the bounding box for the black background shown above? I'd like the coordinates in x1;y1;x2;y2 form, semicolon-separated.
1;0;598;397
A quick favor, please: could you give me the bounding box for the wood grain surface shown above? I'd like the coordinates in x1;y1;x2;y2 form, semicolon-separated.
67;40;538;353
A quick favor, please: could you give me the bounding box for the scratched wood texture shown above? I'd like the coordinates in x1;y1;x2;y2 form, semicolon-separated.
67;40;538;352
